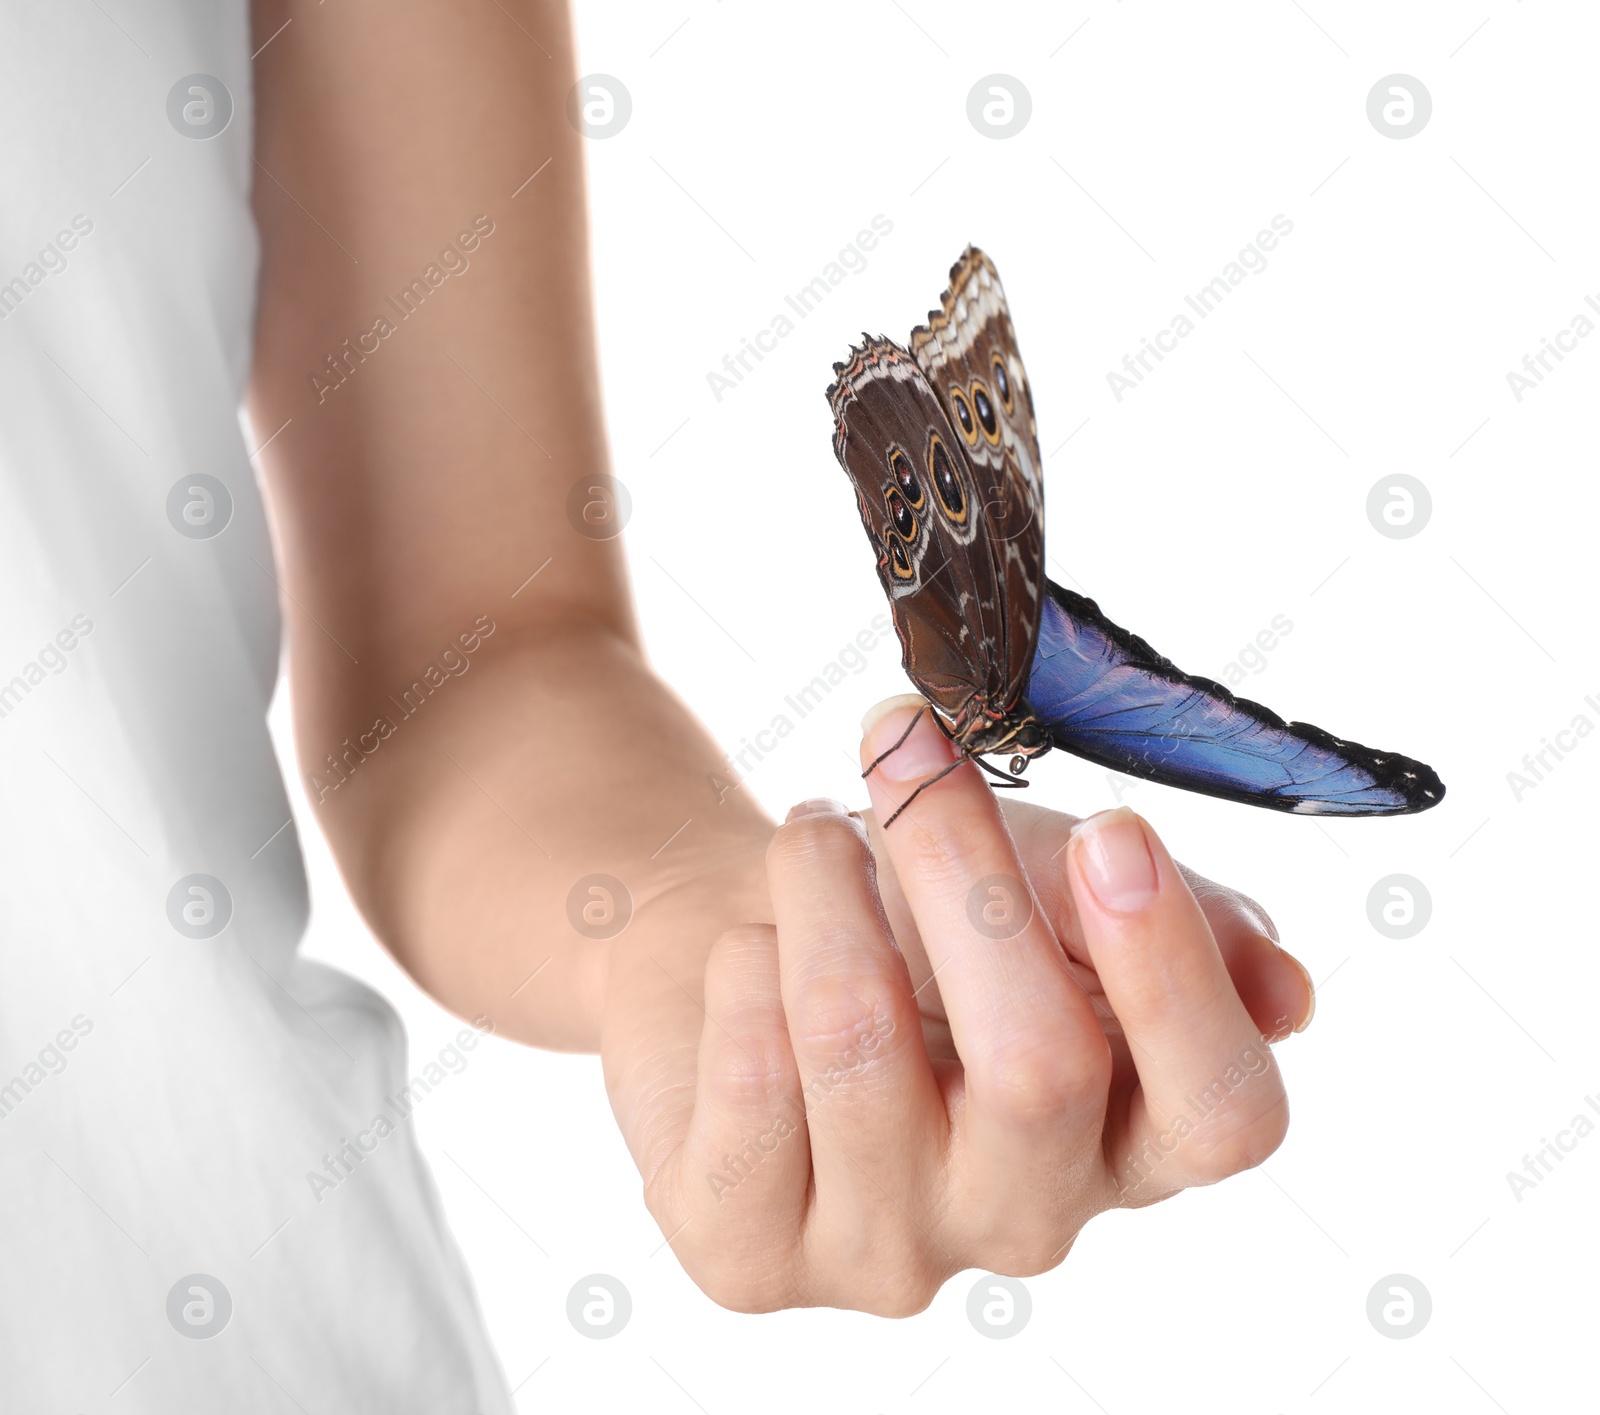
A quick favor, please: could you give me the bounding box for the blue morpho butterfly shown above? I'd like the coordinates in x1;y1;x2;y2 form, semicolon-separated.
825;247;1445;827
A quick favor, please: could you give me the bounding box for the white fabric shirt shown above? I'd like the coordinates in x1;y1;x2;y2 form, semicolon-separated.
0;5;512;1408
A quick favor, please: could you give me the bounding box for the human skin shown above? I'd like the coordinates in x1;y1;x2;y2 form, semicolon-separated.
247;0;1314;1312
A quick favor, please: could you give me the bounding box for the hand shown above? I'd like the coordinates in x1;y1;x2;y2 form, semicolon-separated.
604;696;1313;1314
242;0;1304;1317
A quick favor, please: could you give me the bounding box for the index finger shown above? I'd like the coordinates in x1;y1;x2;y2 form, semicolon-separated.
858;696;1108;1121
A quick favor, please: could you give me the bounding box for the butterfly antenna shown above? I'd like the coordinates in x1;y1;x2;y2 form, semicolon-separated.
861;706;927;780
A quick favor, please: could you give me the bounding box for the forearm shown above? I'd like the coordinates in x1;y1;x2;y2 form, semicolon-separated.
244;0;770;1048
309;624;773;1050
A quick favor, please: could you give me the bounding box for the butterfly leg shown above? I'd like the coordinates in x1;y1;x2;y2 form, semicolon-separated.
972;755;1030;790
880;750;973;829
861;705;928;780
876;724;1030;827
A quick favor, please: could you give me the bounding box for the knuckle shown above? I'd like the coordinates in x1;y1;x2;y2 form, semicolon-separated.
704;1032;796;1110
692;1266;788;1314
1185;1096;1290;1184
788;978;897;1068
704;926;790;1109
973;1234;1076;1280
1187;870;1279;942
948;1160;1100;1274
858;1275;941;1318
1228;887;1280;941
643;1181;805;1315
977;1030;1112;1122
814;1226;942;1317
1184;1139;1255;1186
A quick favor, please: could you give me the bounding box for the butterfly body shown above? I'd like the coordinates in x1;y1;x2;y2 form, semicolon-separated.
827;247;1444;821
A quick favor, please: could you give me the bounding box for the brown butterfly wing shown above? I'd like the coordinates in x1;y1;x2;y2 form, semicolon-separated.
907;247;1044;712
826;336;1012;736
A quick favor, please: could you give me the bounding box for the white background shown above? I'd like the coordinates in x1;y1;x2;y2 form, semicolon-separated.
270;2;1599;1409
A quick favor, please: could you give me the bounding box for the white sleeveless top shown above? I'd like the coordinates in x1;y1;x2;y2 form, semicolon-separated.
0;5;511;1407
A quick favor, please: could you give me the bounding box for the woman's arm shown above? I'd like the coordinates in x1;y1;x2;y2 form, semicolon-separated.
247;0;773;1051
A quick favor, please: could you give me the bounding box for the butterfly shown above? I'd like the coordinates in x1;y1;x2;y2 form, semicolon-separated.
825;247;1445;827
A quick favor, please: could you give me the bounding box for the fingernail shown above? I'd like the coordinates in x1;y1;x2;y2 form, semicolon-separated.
1070;808;1159;913
861;696;956;785
1282;947;1316;1033
786;797;848;822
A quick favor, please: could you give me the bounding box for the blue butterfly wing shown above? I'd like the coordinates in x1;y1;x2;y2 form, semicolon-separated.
1027;580;1444;815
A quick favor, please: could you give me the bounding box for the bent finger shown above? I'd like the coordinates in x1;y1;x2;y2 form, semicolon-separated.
1064;808;1289;1202
1181;870;1314;1042
765;800;944;1221
657;924;811;1309
1005;800;1313;1041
